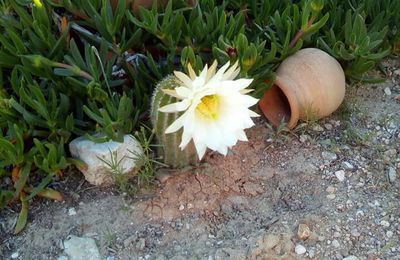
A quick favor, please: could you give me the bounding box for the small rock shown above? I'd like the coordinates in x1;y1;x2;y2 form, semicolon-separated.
69;135;143;186
380;220;390;227
63;235;101;260
388;167;397;183
395;95;400;101
295;244;307;255
384;87;392;96
333;232;341;238
298;224;311;240
327;194;336;200
343;256;360;260
335;170;345;182
322;151;337;161
308;249;315;258
332;239;340;248
11;252;19;259
341;161;354;170
136;238;146;250
312;125;324;132
68;208;77;216
324;123;333;130
326;186;336;193
386;231;394;238
179;204;185;211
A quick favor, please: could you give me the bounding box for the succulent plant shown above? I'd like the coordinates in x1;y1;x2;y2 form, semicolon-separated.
150;75;198;168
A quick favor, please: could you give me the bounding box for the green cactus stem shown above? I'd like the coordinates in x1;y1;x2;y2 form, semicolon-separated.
150;75;198;168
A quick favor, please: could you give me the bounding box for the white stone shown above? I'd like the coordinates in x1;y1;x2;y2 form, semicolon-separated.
11;252;19;259
343;256;360;260
327;194;336;200
69;135;143;186
342;161;354;170
63;235;101;260
332;239;340;247
295;244;306;255
380;220;390;227
388;167;397;183
335;170;345;182
322;151;337;161
384;87;392;96
324;123;333;130
312;124;324;132
68;207;77;216
386;231;394;238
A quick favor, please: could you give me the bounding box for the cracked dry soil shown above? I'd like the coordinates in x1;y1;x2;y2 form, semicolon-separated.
1;60;400;260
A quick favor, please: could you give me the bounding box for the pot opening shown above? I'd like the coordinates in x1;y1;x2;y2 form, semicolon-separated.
259;84;292;127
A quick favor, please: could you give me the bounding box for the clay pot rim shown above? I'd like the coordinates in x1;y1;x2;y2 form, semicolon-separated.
273;76;300;129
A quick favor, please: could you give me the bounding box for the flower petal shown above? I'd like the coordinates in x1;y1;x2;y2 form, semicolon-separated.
188;63;197;80
165;113;187;133
174;71;193;88
162;88;183;98
222;60;240;80
159;99;190;113
206;60;218;82
211;61;230;82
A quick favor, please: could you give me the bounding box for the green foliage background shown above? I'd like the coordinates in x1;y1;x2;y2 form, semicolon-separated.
0;0;399;232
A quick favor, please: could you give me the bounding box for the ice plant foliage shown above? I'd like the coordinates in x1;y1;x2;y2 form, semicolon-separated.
159;61;259;159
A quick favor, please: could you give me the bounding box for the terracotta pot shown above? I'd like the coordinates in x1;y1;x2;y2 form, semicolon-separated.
259;48;346;129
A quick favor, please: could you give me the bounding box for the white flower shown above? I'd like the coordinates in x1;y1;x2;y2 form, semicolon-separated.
159;61;259;159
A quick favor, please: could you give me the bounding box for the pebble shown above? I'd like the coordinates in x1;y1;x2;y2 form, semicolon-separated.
327;194;336;200
335;170;345;182
308;249;315;258
388;167;397;183
179;204;185;211
322;151;337;161
11;252;19;259
384;87;392;96
68;208;77;216
295;244;307;255
324;123;333;130
312;124;324;132
386;231;394;238
380;220;390;227
326;186;336;193
343;256;360;260
342;161;354;170
63;235;100;260
332;239;340;248
298;224;311;240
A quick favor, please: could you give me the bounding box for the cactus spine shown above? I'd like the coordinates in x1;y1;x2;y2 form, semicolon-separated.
150;75;198;168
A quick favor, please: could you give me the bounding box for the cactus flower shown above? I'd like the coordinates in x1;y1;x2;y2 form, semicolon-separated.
159;61;259;159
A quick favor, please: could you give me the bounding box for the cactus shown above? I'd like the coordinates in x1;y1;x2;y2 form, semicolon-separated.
150;75;198;168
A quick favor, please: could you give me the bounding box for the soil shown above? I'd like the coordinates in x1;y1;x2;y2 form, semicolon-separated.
1;60;399;260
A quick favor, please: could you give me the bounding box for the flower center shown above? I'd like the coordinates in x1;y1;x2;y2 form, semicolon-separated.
196;95;220;120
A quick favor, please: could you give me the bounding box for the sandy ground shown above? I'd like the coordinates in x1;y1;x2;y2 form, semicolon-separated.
1;60;399;260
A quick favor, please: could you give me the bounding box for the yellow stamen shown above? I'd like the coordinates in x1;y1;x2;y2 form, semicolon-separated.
196;95;220;120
